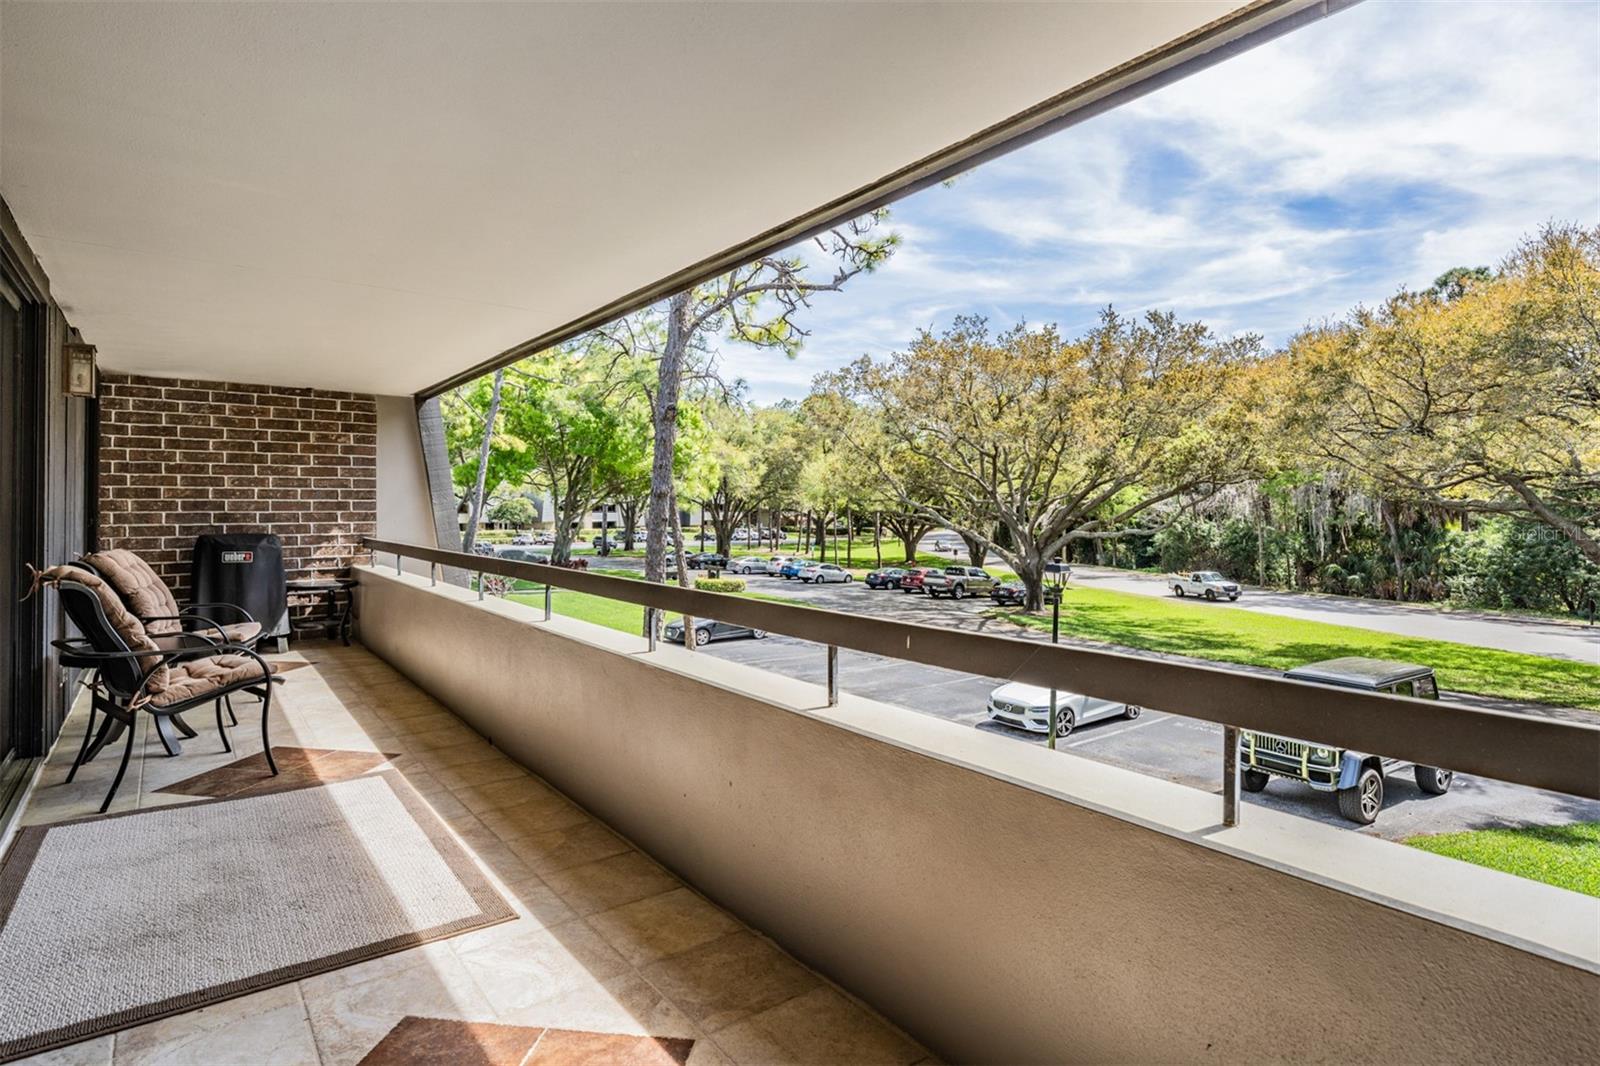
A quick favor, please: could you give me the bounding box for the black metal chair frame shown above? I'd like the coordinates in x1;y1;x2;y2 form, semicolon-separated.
51;577;282;812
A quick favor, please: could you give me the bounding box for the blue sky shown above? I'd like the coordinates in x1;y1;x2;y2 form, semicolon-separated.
726;0;1600;404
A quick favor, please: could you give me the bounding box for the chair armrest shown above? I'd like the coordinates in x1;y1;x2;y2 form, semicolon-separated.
185;602;256;625
141;613;229;644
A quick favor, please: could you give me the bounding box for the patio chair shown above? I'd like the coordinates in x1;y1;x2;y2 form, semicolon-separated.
78;548;265;744
33;564;282;813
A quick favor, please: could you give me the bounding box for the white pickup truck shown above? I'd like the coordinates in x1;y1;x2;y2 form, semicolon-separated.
1171;571;1241;601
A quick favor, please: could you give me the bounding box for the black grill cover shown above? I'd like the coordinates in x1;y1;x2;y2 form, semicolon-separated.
190;533;289;639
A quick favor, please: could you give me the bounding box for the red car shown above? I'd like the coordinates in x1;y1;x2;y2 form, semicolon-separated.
899;567;943;593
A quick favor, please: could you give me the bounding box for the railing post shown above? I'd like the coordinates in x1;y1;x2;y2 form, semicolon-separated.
395;552;402;575
1222;724;1241;827
429;562;437;587
826;644;839;707
477;572;484;600
646;607;657;652
544;582;552;621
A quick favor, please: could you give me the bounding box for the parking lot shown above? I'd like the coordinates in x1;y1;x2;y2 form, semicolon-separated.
582;550;1600;840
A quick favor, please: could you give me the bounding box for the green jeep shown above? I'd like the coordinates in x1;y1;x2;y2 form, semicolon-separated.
1241;657;1455;825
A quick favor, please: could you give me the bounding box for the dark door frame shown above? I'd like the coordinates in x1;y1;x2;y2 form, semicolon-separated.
1;203;55;762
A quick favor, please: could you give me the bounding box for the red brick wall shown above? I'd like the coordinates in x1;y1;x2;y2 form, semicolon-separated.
97;374;376;599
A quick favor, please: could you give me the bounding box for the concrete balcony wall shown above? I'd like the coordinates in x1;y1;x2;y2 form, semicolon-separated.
354;566;1599;1064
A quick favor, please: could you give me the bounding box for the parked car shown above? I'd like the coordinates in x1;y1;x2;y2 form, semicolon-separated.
495;547;549;563
1241;657;1453;825
899;567;942;593
986;682;1140;737
511;533;533;545
686;551;729;570
922;565;997;600
989;581;1060;607
797;563;853;584
865;567;907;589
533;531;556;545
662;617;769;647
1171;571;1240;601
778;558;809;580
731;556;778;575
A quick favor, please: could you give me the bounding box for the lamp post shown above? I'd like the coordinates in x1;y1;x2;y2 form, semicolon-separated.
1044;560;1070;750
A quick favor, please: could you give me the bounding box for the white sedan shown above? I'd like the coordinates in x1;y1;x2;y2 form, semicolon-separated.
986;682;1140;738
797;563;853;584
733;556;793;575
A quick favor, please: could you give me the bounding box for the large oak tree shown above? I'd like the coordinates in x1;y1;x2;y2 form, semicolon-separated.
828;311;1260;608
1288;223;1600;565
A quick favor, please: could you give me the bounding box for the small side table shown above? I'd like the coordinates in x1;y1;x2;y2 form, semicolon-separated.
287;577;358;646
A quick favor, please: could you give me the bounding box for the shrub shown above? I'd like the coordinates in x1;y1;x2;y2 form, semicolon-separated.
694;577;746;593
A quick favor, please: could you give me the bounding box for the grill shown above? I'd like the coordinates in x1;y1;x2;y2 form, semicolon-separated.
1249;733;1305;759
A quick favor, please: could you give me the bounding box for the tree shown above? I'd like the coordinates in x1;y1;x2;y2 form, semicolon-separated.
588;214;898;587
443;368;509;552
503;349;652;563
1289;223;1600;565
828;311;1260;609
693;403;765;557
1430;265;1493;301
489;495;537;528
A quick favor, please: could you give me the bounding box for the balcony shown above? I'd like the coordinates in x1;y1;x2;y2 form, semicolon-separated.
4;541;1598;1063
8;638;929;1066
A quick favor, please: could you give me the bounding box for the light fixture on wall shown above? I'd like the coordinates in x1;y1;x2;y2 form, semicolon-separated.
63;329;96;397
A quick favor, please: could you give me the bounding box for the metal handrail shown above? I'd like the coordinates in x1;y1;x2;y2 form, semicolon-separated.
363;537;1600;804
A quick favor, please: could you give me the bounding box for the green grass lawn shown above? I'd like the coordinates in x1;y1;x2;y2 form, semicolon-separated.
509;588;647;633
1407;823;1600;896
505;570;802;635
991;585;1600;711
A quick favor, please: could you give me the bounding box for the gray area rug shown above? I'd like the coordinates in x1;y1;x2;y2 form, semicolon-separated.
0;771;515;1062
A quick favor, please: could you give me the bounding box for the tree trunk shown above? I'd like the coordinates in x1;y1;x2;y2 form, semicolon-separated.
461;368;506;552
1254;493;1267;588
884;514;931;564
645;294;691;584
961;532;986;567
1017;555;1045;612
551;489;586;565
621;498;639;551
1381;499;1406;601
670;489;695;651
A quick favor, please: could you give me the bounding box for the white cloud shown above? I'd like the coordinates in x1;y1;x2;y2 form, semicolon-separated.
721;0;1600;403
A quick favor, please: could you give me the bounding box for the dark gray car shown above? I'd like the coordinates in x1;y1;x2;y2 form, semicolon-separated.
662;617;769;648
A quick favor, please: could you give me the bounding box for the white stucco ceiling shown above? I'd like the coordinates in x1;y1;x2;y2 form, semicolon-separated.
4;1;1286;394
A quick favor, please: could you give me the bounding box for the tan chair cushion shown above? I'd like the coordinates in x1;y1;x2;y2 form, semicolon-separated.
84;549;183;635
149;653;273;707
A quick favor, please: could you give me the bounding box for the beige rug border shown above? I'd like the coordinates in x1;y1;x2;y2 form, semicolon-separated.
0;769;518;1063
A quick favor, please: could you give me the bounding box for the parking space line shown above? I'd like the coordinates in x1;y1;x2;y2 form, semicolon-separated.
1065;712;1168;747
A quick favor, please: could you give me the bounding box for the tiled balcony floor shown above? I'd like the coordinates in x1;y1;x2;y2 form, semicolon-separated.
8;641;931;1066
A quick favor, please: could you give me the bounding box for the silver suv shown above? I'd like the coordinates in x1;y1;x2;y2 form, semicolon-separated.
1241;657;1454;825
